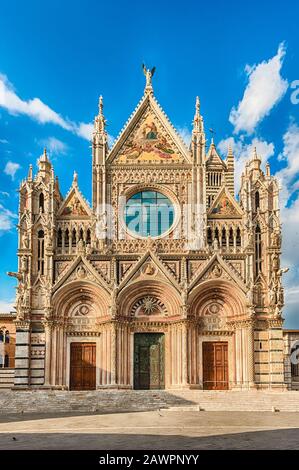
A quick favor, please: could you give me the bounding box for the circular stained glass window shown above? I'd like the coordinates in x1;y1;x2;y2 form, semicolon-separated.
125;190;175;238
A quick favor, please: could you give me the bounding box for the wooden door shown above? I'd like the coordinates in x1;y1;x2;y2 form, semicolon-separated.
134;333;165;390
203;342;228;390
70;342;96;390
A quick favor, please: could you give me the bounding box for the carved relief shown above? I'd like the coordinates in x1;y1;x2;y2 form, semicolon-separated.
115;109;184;164
61;195;88;216
131;296;167;317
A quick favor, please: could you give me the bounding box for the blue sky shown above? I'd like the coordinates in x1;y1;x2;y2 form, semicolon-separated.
0;0;299;326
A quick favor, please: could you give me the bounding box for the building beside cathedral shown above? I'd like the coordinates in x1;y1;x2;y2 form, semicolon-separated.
6;69;292;391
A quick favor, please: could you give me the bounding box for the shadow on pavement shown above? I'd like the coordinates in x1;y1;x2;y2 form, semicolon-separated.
1;428;299;450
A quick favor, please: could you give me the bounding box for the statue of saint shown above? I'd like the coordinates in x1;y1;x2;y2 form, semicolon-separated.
142;64;156;90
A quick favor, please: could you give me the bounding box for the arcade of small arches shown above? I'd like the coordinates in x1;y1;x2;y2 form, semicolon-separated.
56;226;92;254
207;225;242;250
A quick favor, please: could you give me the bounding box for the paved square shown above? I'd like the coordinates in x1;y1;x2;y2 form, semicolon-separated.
0;410;299;450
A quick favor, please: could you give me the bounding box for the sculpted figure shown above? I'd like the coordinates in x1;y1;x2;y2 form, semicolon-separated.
142;64;156;89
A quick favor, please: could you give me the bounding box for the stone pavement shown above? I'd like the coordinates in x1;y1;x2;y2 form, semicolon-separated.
0;410;299;450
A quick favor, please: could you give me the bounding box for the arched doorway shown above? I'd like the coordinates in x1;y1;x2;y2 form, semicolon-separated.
117;279;182;389
189;279;247;390
52;281;110;390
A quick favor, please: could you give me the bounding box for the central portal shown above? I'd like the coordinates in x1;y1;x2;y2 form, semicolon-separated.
134;333;165;390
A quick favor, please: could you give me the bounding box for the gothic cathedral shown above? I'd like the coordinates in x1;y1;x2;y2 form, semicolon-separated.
10;69;286;391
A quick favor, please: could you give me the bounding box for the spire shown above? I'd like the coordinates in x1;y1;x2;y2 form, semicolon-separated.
94;95;106;134
142;64;155;95
40;148;49;162
27;164;33;182
38;147;51;175
252;146;261;162
192;96;204;134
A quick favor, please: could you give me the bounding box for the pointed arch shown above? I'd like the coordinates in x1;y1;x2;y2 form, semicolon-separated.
117;279;182;318
188;279;247;317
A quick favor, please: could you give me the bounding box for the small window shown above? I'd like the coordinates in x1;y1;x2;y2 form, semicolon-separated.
5;331;9;344
222;228;227;246
255;191;260;211
65;229;69;248
37;230;45;275
39;193;45;213
72;229;77;247
57;228;62;248
86;229;91;245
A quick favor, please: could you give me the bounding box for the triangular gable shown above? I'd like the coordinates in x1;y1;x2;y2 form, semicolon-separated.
206;142;226;168
255;271;267;287
208;186;243;218
118;250;181;293
188;253;247;293
107;94;191;165
53;255;110;293
57;186;91;218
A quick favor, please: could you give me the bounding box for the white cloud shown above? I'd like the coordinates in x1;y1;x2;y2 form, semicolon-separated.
276;122;299;206
0;204;17;232
229;43;288;134
0;299;15;313
77;122;115;148
0;74;93;141
272;122;299;325
218;136;275;193
0;138;8;144
177;126;192;146
76;122;94;140
4;161;21;180
39;136;68;155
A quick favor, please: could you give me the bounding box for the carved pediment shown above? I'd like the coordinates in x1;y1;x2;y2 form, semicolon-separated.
53;256;110;293
108;94;191;165
118;251;181;293
188;253;247;293
208;187;243;218
57;186;91;219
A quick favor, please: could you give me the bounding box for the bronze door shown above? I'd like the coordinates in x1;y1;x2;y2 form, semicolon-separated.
70;342;96;390
203;342;228;390
134;333;165;390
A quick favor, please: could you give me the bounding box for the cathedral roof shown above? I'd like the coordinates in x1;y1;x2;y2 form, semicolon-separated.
206;140;226;168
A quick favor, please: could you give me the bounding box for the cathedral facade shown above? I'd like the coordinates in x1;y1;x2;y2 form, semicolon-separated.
10;70;286;391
